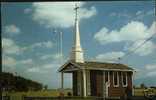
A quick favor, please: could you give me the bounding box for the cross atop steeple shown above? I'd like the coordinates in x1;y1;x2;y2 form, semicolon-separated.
74;4;79;21
70;4;84;63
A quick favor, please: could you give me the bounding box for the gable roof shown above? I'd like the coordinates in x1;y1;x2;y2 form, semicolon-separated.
77;61;133;70
58;61;134;72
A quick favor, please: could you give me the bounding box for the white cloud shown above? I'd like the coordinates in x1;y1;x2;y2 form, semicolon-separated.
145;64;156;77
52;53;62;60
23;41;54;51
44;41;53;48
94;21;153;44
128;40;156;56
136;11;142;16
146;71;156;77
2;38;53;55
2;55;17;67
2;55;17;73
27;62;59;73
19;59;33;65
2;38;22;55
27;67;41;73
32;41;53;48
40;53;62;61
109;12;117;17
40;55;53;60
2;54;34;72
94;21;156;56
4;25;20;35
109;11;131;18
24;8;32;14
145;9;154;16
109;9;155;21
135;9;155;20
145;64;156;70
136;64;156;79
147;21;156;35
95;51;125;62
42;63;59;69
42;64;53;69
31;2;96;28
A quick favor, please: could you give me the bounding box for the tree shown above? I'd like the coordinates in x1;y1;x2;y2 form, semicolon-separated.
44;85;48;90
1;72;43;92
140;83;147;89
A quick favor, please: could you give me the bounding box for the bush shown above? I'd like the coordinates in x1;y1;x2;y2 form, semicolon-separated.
67;92;72;96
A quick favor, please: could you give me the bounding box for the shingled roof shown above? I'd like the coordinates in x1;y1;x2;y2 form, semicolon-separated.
59;61;133;72
76;61;133;70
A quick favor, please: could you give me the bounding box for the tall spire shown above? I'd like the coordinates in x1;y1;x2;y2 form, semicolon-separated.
70;4;84;63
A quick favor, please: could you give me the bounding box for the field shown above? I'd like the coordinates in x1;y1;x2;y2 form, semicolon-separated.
134;88;156;96
2;89;71;100
2;88;156;100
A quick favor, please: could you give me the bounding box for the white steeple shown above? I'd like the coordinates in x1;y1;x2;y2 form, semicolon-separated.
70;4;84;63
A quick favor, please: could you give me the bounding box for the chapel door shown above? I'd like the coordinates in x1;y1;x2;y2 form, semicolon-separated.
90;70;103;97
96;71;103;96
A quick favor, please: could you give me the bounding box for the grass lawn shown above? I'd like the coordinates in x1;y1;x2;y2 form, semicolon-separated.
2;88;156;100
2;89;71;100
134;88;156;96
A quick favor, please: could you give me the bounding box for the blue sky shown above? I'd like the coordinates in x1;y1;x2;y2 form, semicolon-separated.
2;1;156;89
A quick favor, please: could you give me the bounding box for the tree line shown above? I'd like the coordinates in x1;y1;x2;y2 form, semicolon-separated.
1;72;43;92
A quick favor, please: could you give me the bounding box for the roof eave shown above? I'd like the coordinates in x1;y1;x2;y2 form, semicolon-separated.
58;60;71;72
82;67;134;72
58;60;82;72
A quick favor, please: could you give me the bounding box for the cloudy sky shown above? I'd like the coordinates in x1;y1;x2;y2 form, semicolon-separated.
2;1;156;89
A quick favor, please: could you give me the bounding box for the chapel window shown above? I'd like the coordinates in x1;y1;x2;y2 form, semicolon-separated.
105;71;109;82
113;71;119;87
122;72;127;87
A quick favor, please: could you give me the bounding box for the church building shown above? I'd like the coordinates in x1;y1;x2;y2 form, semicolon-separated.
58;5;134;98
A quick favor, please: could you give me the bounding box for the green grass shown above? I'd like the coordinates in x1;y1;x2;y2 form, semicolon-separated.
2;89;72;100
134;88;156;96
2;88;156;100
